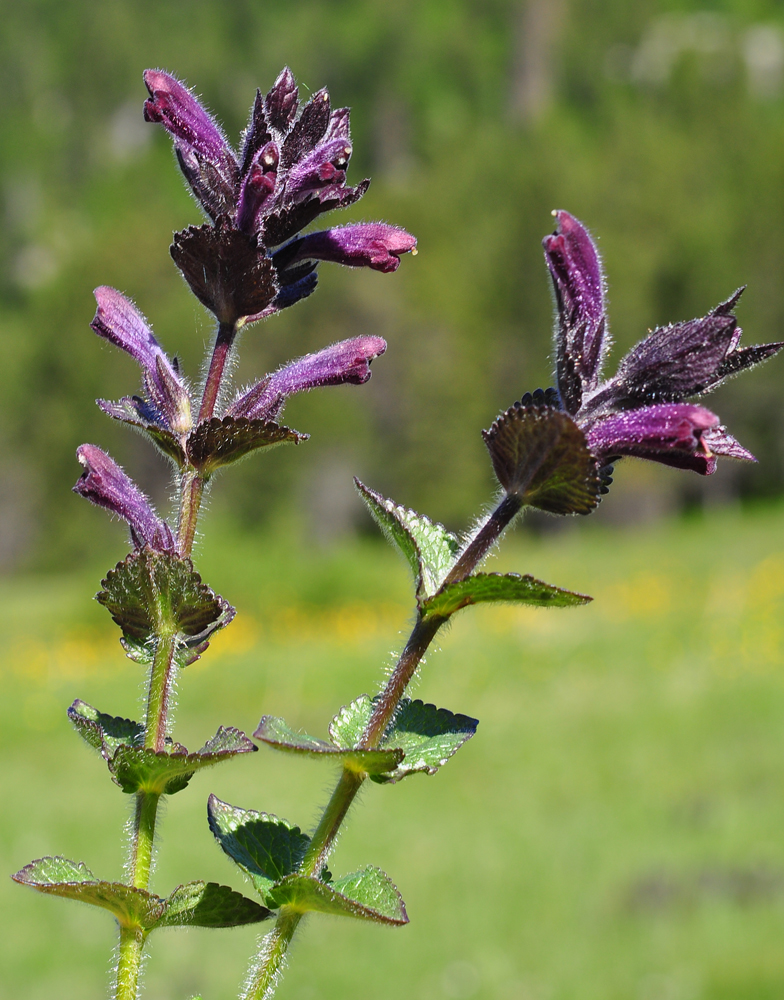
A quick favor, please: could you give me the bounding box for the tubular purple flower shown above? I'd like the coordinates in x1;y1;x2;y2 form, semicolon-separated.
73;444;175;552
543;210;609;412
91;287;192;434
227;336;387;421
274;224;417;274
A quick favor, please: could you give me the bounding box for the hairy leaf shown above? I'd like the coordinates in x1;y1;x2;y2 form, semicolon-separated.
108;727;256;795
483;403;601;515
156;881;271;928
422;572;591;619
97;550;234;666
97;398;186;465
12;857;165;928
268;867;407;925
254;715;403;774
68;699;143;756
355;479;460;600
372;699;478;783
208;796;310;897
187;416;307;474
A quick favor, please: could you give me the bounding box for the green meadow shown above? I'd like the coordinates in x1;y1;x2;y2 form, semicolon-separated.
4;498;784;1000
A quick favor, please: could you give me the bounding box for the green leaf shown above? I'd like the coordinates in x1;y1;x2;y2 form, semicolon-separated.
483;402;601;515
268;867;407;925
355;479;460;601
12;857;165;929
97;549;235;666
372;699;478;783
97;397;187;466
208;796;310;898
187;416;308;475
422;572;592;619
108;727;257;795
156;881;271;928
67;699;143;756
329;696;478;783
254;715;403;775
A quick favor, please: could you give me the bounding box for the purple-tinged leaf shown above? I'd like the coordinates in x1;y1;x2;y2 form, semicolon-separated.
267;868;408;926
483;401;601;514
280;88;332;168
422;572;591;621
543;210;608;412
228;337;386;422
170;219;278;324
260;177;370;248
97;398;186;466
274;223;417;274
107;727;256;795
96;549;234;666
186;416;307;474
240;89;272;176
73;445;175;551
324;107;351;142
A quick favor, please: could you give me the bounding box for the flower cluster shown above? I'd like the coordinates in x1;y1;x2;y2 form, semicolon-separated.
542;210;783;477
73;68;413;552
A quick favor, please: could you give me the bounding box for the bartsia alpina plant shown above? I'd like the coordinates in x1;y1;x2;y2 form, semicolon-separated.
10;64;782;1000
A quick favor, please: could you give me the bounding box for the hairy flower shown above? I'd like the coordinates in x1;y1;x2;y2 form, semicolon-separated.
143;68;416;324
91;286;192;436
227;336;387;422
542;210;784;476
73;444;175;552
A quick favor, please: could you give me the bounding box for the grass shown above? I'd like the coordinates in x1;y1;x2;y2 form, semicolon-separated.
4;499;784;1000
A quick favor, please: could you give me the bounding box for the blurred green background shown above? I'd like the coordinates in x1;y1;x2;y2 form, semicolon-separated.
5;0;784;998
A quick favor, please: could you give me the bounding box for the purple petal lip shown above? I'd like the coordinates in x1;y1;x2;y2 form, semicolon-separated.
73;444;175;551
585;403;718;460
143;69;236;166
228;336;387;421
277;224;417;273
91;287;192;434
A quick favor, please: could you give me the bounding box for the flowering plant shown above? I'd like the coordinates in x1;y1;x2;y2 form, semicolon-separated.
11;69;781;1000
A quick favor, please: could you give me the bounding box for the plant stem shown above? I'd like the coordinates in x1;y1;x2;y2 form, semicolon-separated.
144;627;178;752
199;320;237;424
177;468;205;558
115;925;147;1000
242;908;302;1000
244;492;522;998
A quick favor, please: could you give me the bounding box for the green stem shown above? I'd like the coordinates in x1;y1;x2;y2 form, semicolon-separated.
243;909;302;1000
177;468;206;558
129;791;160;889
115;925;147;1000
144;628;178;752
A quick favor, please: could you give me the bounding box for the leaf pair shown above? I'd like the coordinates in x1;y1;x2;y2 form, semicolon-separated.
12;857;269;930
97;549;234;666
69;700;256;795
355;480;590;616
255;696;477;784
208;798;407;925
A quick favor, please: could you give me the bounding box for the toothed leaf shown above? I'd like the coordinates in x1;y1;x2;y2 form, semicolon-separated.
483;403;601;515
68;699;143;756
208;796;310;898
268;867;407;925
422;572;591;619
371;699;478;783
254;715;403;774
97;550;235;666
329;695;374;748
156;881;271;928
12;857;165;928
355;479;460;600
108;727;256;795
187;416;307;475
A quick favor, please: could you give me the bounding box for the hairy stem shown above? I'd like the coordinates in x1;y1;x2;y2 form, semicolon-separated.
177;468;206;557
144;628;178;752
243;909;302;1000
115;925;147;1000
442;493;522;586
199;320;237;423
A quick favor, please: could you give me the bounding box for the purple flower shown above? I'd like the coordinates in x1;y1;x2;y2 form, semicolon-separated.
73;444;175;552
91;286;192;436
542;211;784;476
227;336;387;422
143;68;417;324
